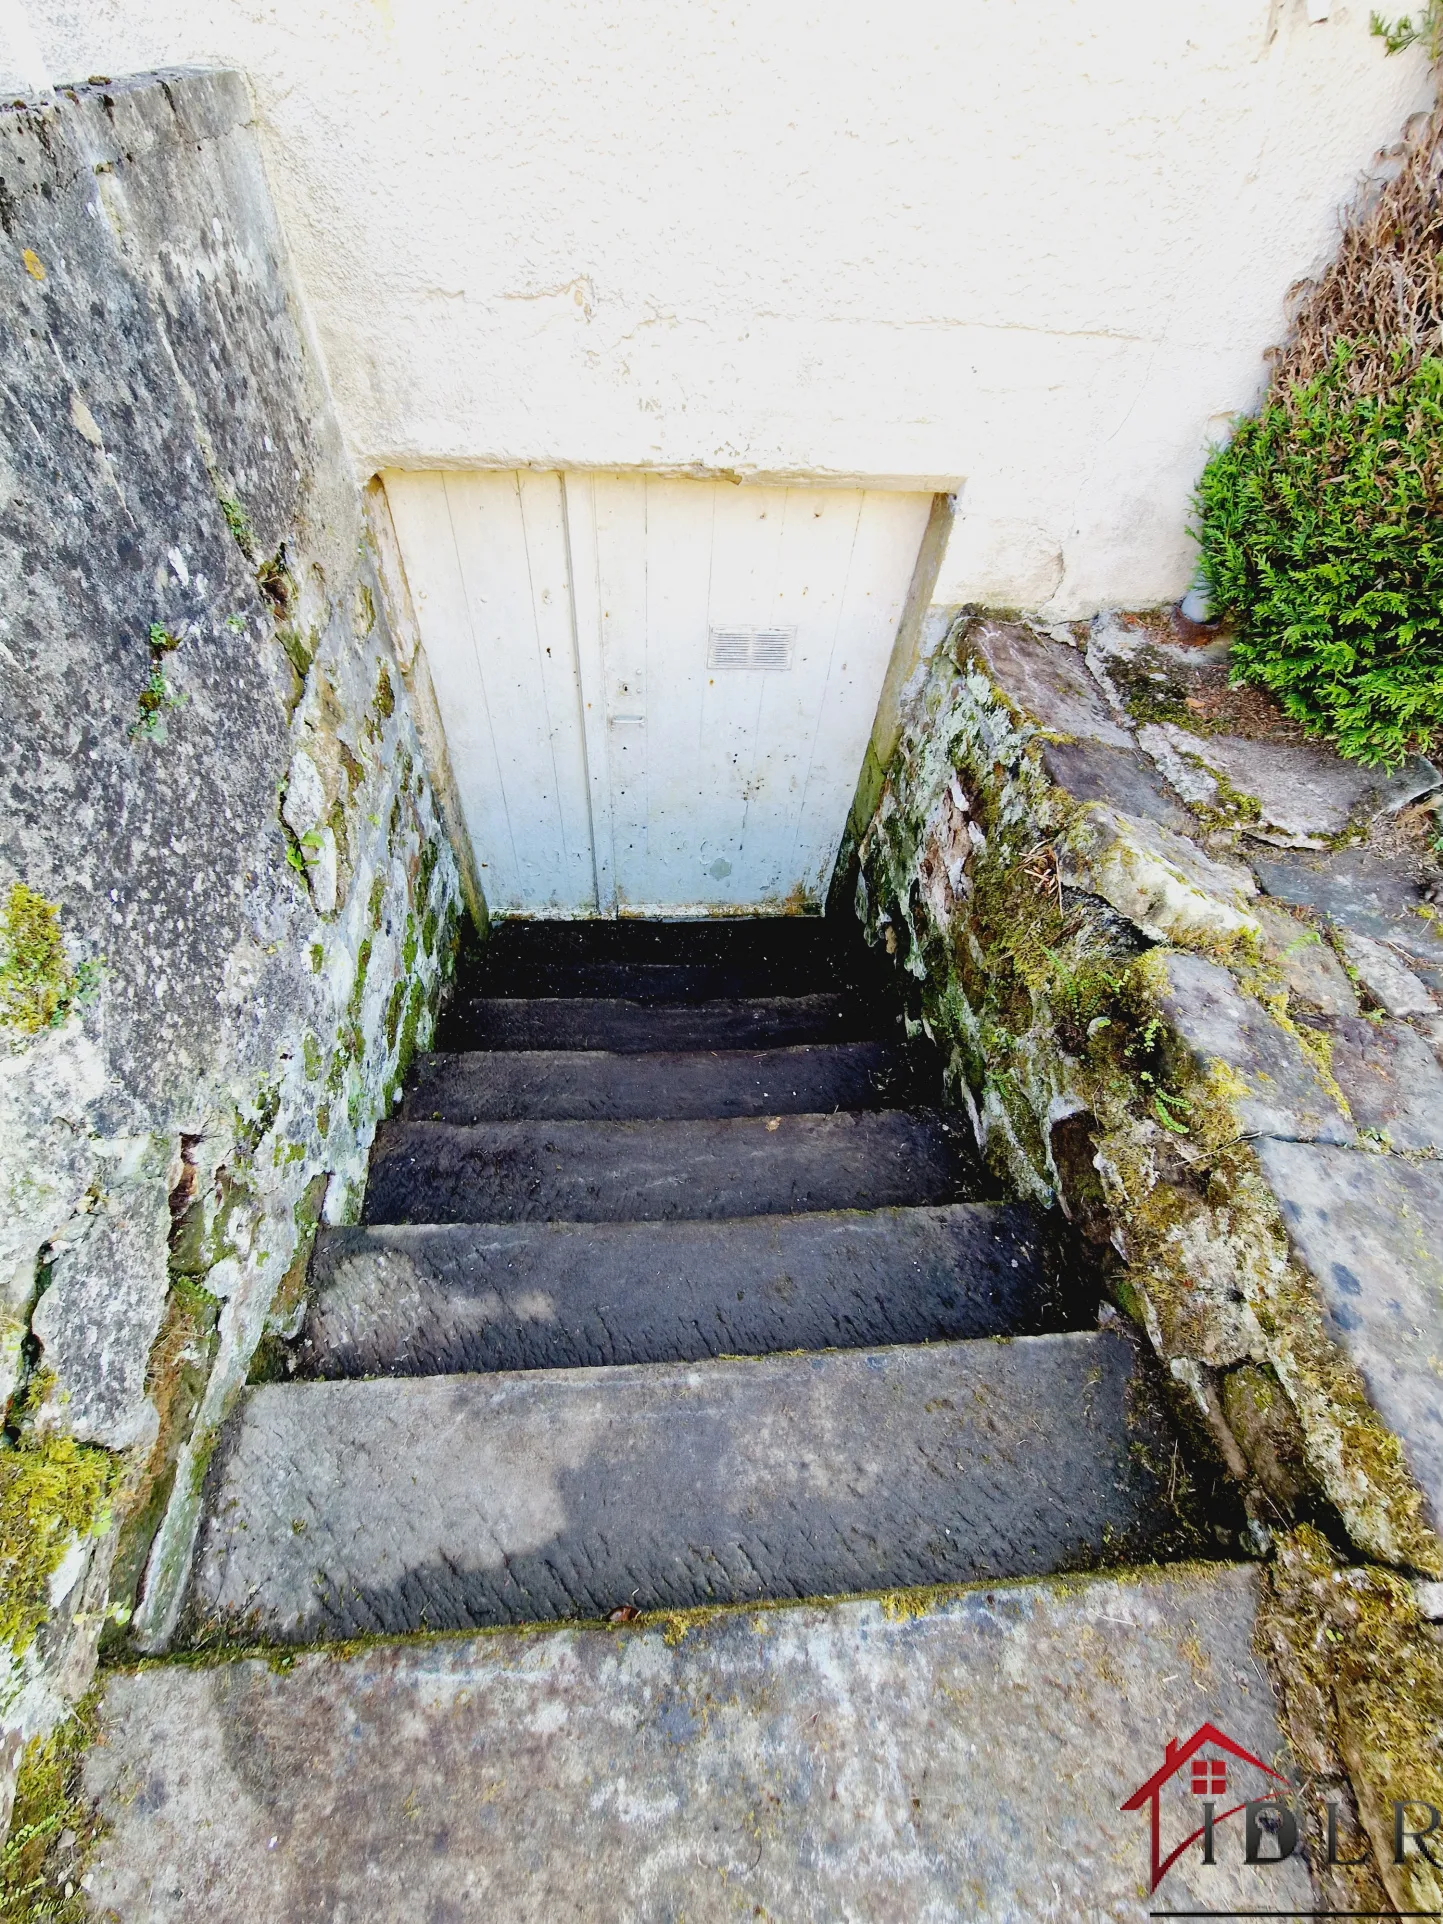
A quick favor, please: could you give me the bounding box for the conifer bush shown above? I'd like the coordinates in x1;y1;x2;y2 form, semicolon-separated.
1196;102;1443;769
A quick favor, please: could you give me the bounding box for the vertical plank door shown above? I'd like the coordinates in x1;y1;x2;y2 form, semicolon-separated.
381;470;597;915
381;469;932;917
569;474;933;914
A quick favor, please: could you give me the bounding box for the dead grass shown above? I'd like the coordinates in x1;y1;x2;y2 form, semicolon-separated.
1273;107;1443;400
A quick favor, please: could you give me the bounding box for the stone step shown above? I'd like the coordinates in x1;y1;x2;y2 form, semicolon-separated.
362;1110;972;1225
78;1566;1305;1923
463;958;838;1003
471;913;841;977
300;1204;1073;1378
186;1328;1194;1644
443;993;865;1053
399;1040;918;1123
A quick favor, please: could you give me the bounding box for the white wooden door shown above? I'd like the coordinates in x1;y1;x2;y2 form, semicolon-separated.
383;469;932;917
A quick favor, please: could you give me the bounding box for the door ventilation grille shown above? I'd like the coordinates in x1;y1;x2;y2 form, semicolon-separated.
707;625;796;671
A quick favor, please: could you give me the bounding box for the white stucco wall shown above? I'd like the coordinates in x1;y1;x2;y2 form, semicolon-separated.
16;1;1433;617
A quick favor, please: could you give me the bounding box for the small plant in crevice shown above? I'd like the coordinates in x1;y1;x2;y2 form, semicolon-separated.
218;491;256;560
1124;1013;1192;1137
129;623;184;746
0;1687;107;1924
256;545;294;619
284;828;325;879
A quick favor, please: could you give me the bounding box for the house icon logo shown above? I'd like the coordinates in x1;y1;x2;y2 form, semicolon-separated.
1121;1721;1291;1895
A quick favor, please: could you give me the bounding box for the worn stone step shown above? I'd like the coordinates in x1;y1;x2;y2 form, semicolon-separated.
471;913;841;977
363;1110;972;1225
399;1041;919;1123
186;1328;1196;1644
442;993;866;1053
80;1566;1302;1922
465;958;838;1003
300;1204;1073;1378
83;1565;1303;1923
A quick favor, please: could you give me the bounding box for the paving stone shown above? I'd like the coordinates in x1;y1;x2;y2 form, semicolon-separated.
1036;735;1194;831
1147;730;1437;846
969;620;1132;747
1154;952;1355;1145
1251;848;1443;983
1335;927;1438;1020
1135;721;1225;809
1323;1015;1443;1152
363;1109;972;1225
400;1041;916;1122
1256;1139;1443;1533
1253;902;1357;1018
301;1204;1073;1377
186;1329;1191;1641
1060;804;1262;949
81;1564;1311;1923
28;1172;170;1452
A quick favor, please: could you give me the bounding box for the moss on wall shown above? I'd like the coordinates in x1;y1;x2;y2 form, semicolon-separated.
0;1414;116;1658
0;889;96;1040
855;612;1443;1897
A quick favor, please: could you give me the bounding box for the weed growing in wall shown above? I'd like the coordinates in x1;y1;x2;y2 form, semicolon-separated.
0;1402;117;1656
0;1688;105;1922
128;624;184;746
1370;4;1443;58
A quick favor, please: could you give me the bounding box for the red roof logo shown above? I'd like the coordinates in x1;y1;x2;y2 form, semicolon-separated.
1121;1722;1290;1894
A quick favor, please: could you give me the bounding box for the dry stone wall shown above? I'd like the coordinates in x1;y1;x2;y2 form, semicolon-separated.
850;608;1443;1906
0;69;463;1816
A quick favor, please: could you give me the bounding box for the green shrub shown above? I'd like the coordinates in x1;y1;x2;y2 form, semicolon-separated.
1197;344;1443;768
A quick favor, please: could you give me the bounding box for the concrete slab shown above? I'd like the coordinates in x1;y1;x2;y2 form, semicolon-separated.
1257;1139;1443;1532
362;1109;973;1225
186;1330;1193;1642
302;1203;1074;1378
80;1564;1313;1922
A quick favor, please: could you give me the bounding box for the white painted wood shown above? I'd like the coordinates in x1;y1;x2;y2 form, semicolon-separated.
580;475;933;913
384;469;931;916
559;473;616;915
381;470;596;915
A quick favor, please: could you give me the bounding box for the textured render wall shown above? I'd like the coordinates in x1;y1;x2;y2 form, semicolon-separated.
9;1;1435;619
0;70;461;1805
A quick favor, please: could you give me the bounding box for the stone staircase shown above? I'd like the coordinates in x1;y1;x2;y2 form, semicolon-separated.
179;916;1206;1649
65;918;1311;1921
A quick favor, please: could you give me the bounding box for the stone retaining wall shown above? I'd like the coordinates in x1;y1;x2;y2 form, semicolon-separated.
850;608;1443;1908
0;70;464;1818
